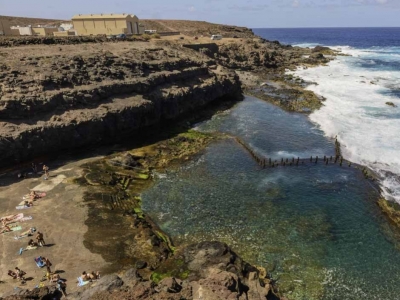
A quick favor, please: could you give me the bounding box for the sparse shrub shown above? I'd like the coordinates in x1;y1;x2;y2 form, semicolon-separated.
142;34;151;41
152;33;161;39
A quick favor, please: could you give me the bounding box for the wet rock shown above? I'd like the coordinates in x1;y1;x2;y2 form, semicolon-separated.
386;102;397;107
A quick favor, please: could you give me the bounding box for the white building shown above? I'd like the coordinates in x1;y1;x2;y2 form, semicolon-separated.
59;23;74;31
11;26;33;36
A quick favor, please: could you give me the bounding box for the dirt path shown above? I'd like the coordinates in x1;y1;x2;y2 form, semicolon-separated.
0;157;110;296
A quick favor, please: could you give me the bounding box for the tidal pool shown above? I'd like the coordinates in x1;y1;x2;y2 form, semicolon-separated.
142;97;400;299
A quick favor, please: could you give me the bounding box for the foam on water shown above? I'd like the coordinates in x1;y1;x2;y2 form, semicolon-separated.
290;46;400;203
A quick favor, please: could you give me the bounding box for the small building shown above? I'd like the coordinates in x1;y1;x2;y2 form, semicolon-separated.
72;13;141;36
60;23;74;31
139;24;145;34
0;18;13;36
11;26;33;36
32;27;58;36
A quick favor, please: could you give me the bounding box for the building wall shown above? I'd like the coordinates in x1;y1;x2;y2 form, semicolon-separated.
0;19;13;36
32;27;58;36
73;15;140;36
18;27;33;36
54;31;76;37
10;29;20;36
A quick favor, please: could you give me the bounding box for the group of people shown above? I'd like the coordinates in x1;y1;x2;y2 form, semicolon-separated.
7;267;26;282
81;271;101;282
27;231;45;248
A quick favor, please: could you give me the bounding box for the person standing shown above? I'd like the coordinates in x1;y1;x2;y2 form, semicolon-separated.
36;231;46;246
31;162;37;174
43;164;49;180
42;256;52;273
57;279;67;297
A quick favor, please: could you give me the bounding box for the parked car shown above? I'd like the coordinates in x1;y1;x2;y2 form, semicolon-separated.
116;34;126;39
211;35;222;40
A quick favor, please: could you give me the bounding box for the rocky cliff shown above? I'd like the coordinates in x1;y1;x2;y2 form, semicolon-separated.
0;42;242;168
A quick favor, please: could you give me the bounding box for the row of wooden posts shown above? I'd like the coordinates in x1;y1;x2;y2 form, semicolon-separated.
235;137;353;169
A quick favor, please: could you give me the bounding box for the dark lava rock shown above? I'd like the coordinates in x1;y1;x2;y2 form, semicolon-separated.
136;260;148;269
386;101;397;107
312;45;331;53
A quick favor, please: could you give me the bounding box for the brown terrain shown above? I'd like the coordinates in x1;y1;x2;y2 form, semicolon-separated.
0;16;337;300
0;16;66;27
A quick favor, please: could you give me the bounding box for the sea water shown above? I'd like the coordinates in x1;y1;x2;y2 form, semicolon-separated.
253;28;400;203
143;97;400;299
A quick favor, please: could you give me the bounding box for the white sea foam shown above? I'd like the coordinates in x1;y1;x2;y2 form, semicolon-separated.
290;46;400;203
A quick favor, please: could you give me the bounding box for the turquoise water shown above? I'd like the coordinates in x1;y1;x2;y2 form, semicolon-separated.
142;97;400;299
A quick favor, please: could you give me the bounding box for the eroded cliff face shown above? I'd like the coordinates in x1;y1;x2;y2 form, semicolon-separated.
0;42;242;167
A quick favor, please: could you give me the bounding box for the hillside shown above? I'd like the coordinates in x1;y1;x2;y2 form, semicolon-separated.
141;19;254;37
0;15;66;26
0;15;253;38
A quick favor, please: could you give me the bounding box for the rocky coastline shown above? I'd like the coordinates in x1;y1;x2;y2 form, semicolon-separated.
0;22;352;300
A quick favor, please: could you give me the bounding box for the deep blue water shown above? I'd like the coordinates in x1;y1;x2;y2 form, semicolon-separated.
253;27;400;48
255;27;400;204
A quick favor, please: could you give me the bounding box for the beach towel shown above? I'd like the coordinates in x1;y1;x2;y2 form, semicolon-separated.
16;205;31;210
77;277;90;287
34;257;46;268
19;245;37;255
19;216;33;222
1;226;22;234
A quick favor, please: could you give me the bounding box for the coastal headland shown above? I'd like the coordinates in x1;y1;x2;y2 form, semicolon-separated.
0;18;389;300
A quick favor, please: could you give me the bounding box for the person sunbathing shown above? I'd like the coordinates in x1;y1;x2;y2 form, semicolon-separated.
50;273;60;283
81;271;90;281
0;226;11;234
89;271;101;280
24;201;33;207
0;214;20;223
28;239;39;247
8;270;17;279
16;227;36;239
15;267;26;280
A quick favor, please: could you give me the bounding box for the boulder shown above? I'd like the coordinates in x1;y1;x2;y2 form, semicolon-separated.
158;277;183;293
190;268;242;300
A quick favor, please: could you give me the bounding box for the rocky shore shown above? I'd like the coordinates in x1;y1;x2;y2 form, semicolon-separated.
0;22;341;300
3;242;278;300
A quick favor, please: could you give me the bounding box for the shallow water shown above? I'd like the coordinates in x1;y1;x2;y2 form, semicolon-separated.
143;97;400;299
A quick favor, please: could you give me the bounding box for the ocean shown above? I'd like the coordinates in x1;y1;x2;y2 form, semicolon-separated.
253;27;400;203
141;28;400;299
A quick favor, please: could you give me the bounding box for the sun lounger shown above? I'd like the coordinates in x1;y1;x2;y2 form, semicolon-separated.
77;277;90;287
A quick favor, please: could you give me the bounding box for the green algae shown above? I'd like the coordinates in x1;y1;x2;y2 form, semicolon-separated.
155;230;176;253
150;271;172;284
